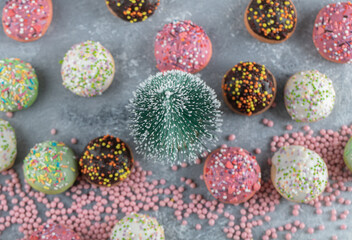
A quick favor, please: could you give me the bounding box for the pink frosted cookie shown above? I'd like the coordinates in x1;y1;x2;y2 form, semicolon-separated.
154;20;212;74
203;147;261;204
29;223;81;240
313;2;352;63
2;0;53;42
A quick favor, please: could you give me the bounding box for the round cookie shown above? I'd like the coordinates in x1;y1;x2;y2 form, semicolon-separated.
29;223;81;240
61;40;115;97
271;145;328;203
2;0;53;42
0;58;39;112
110;213;165;240
155;20;212;74
284;70;335;122
343;137;352;173
244;0;297;43
0;119;16;172
221;61;276;116
23;141;78;195
203;147;261;204
313;2;352;63
106;0;160;23
79;135;134;187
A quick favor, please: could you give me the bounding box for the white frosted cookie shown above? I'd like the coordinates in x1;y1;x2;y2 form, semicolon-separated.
271;145;328;203
110;214;165;240
284;70;335;122
61;40;115;97
0;119;16;172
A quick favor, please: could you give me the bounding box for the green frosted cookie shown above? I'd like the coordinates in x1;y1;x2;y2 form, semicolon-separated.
0;119;17;172
344;137;352;172
0;58;39;112
23;141;78;194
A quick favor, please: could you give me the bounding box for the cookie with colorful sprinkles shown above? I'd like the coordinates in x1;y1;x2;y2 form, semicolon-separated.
244;0;297;43
343;137;352;173
79;135;134;187
203;147;261;204
106;0;160;23
29;223;81;240
110;213;165;240
2;0;53;42
0;119;16;172
313;2;352;63
271;145;328;203
61;40;115;97
23;141;78;195
221;61;276;116
154;20;213;74
0;58;39;112
284;70;336;123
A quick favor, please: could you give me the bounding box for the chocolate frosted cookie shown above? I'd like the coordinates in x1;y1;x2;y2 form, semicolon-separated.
244;0;297;43
222;61;276;116
106;0;160;23
79;135;134;187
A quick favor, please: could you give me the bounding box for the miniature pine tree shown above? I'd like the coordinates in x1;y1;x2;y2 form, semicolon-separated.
128;70;222;165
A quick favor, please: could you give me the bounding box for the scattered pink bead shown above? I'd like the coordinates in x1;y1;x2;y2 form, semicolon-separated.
286;124;293;131
267;120;274;127
228;134;236;141
254;148;261;154
6;112;13;118
195;224;201;230
51;128;57;135
71;138;77;144
307;227;314;234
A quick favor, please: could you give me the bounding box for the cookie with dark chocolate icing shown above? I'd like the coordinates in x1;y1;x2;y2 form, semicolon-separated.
79;135;134;187
106;0;160;23
221;62;276;116
244;0;297;43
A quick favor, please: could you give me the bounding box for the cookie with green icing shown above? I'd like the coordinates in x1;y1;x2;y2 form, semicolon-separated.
0;119;16;172
0;58;39;112
23;141;78;194
61;40;115;97
344;137;352;173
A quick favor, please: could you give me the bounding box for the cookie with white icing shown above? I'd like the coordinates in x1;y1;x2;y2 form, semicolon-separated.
110;213;165;240
271;145;328;203
0;119;16;172
61;40;115;97
284;70;335;122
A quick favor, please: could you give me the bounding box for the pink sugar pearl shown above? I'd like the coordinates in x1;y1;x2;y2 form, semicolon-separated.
285;233;292;240
6;112;13;118
51;128;57;135
307;227;314;234
195;224;201;230
286;124;293;131
71;138;78;144
254;148;261;154
228;134;236;141
267;120;274;127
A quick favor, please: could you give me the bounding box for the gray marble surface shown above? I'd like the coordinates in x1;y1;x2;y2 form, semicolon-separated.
1;0;352;239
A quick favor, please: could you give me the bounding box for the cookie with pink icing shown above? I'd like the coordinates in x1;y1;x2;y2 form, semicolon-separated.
2;0;53;42
29;223;81;240
313;2;352;63
154;20;212;74
203;147;261;204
